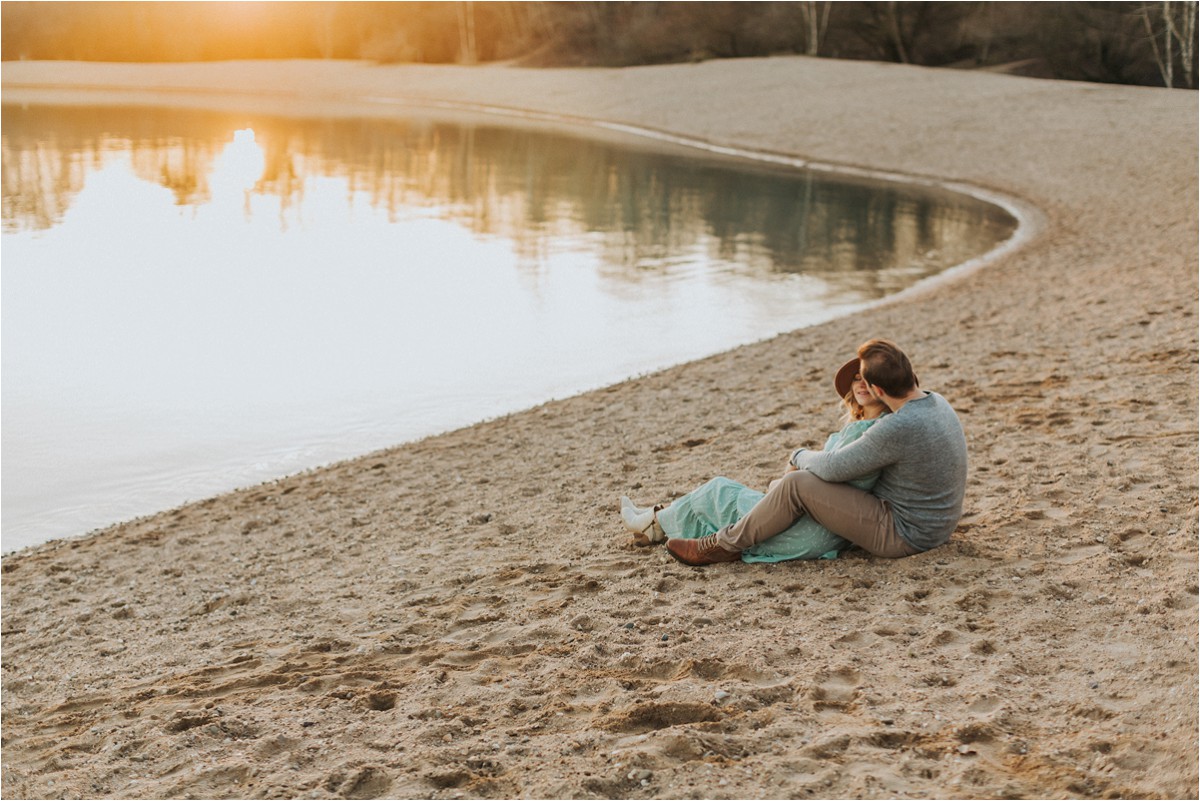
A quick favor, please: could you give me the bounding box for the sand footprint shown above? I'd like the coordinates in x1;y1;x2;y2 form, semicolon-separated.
596;700;724;734
1055;542;1107;565
323;765;393;799
809;667;860;715
163;765;253;799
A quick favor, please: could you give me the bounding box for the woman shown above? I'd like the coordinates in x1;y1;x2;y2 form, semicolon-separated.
620;357;888;562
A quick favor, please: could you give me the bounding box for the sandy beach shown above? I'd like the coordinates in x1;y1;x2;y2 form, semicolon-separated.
1;57;1197;800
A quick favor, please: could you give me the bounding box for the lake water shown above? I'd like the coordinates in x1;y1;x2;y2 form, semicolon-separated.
1;101;1017;552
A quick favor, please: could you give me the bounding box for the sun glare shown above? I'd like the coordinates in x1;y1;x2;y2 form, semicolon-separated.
210;128;265;195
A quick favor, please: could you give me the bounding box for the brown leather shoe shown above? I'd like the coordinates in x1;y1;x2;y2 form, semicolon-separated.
666;535;741;566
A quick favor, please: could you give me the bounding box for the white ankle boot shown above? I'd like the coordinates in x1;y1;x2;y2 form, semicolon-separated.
620;496;666;544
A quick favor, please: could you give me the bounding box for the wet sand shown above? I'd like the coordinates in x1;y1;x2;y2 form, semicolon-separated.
1;57;1197;799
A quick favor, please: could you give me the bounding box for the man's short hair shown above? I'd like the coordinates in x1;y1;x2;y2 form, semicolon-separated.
858;339;917;397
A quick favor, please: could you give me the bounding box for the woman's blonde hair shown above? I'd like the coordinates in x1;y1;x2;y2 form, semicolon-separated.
841;390;869;423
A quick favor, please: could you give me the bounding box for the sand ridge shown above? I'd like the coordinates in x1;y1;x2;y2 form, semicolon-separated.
1;57;1197;799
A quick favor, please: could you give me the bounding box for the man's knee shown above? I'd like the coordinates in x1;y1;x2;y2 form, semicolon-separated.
779;469;824;496
773;470;828;514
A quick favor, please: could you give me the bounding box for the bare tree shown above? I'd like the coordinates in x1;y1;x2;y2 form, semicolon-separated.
1141;0;1198;87
1175;0;1198;86
311;3;339;60
884;1;911;63
798;1;832;55
457;1;478;64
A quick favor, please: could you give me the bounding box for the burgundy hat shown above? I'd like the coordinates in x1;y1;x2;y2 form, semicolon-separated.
834;357;861;400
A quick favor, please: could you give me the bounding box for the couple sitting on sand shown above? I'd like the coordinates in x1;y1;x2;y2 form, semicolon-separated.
620;338;967;566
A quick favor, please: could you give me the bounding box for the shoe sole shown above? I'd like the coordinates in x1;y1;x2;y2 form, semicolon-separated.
666;547;698;566
666;545;739;567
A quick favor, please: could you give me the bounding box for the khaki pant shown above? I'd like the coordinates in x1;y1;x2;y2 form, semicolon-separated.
715;470;920;558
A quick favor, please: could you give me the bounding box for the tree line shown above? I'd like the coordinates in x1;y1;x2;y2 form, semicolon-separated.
2;1;1196;89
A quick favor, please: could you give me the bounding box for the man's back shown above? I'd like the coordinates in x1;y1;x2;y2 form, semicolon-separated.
870;392;967;550
800;391;967;551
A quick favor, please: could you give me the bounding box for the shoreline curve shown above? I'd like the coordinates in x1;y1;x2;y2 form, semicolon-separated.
4;79;1037;551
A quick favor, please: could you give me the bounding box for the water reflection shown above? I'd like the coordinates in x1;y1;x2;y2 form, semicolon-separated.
2;103;1014;291
1;102;1015;552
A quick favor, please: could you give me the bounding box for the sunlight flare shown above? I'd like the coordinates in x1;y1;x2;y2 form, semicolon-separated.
210;128;265;195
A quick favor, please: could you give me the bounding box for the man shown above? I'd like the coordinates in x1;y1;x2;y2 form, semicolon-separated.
666;339;968;565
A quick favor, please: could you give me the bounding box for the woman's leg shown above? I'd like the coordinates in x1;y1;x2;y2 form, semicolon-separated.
657;477;763;540
620;497;666;543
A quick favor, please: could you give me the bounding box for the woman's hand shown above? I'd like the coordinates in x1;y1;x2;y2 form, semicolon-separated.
769;457;798;492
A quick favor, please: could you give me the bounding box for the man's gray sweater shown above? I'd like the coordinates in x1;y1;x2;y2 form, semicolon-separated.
791;392;967;551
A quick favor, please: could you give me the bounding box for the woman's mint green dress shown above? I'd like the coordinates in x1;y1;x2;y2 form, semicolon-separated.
656;418;880;562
